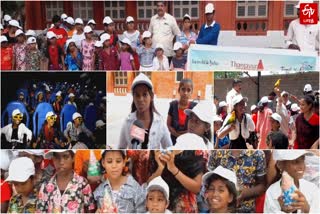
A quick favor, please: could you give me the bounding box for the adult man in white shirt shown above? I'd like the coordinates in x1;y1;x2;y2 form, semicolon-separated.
148;1;181;62
226;79;242;113
285;0;319;52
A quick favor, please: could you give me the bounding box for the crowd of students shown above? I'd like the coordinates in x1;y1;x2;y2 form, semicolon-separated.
213;79;319;150
1;80;106;149
1;149;319;213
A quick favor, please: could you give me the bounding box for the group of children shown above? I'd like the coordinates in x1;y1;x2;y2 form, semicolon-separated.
1;14;188;71
1;80;106;149
1;149;319;213
214;80;319;150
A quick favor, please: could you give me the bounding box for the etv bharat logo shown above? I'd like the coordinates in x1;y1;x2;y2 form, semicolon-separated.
300;3;318;24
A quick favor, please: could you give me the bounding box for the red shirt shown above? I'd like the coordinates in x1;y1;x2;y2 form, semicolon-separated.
48;27;68;49
251;113;257;126
0;178;11;203
1;46;13;70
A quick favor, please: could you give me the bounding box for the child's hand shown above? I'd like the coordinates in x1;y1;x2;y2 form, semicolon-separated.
291;190;310;213
159;151;176;173
277;195;297;213
154;150;165;170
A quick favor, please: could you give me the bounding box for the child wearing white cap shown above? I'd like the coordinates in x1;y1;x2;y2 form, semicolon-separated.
25;36;41;70
213;115;230;149
123;16;140;50
67;92;77;108
3;19;21;44
101;16;119;47
202;166;238;213
6;157;37;213
99;32;120;70
169;41;187;71
1;109;33;149
64;38;83;71
0;150;14;213
118;73;172;149
72;18;86;49
264;150;320;213
1;35;13;70
217;101;228;121
81;25;95;71
137;31;155;71
119;37;136;70
45;31;65;70
256;96;273;149
94;40;103;70
146;176;172;213
94;150;145;213
152;43;169;71
176;14;197;56
12;29;27;70
37;150;96;213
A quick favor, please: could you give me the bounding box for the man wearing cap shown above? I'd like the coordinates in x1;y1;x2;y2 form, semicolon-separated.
226;79;242;113
4;19;21;44
196;3;220;45
285;1;319;52
1;35;13;70
149;1;181;62
48;15;68;49
1;109;33;149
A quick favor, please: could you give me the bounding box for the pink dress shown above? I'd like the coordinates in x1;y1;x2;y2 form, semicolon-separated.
120;51;133;71
13;42;27;70
81;40;95;71
256;107;272;149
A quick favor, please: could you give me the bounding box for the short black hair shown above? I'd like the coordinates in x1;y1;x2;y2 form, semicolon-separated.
269;91;276;97
52;15;61;24
268;131;288;149
156;1;167;6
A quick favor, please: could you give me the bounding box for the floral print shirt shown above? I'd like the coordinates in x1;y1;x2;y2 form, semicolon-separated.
81;40;95;71
208;150;266;213
13;42;27;70
26;49;41;70
8;189;37;213
36;172;96;213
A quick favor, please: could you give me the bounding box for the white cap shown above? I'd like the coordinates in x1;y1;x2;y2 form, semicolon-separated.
131;73;153;91
61;13;68;20
269;113;282;123
0;150;13;170
84;25;92;33
26;36;37;44
259;96;269;104
232;94;248;107
202;166;238;190
75;18;84;25
66;17;75;25
4;14;12;22
8;20;22;29
72;112;82;120
250;105;257;111
183;14;191;20
0;24;3;30
18;150;45;156
68;93;75;97
96;120;106;128
173;41;183;51
173;133;208;150
281;91;289;97
1;35;8;43
213;115;223;122
185;101;215;124
155;43;164;50
47;31;57;39
273;150;312;161
304;84;312;92
94;40;103;47
142;31;152;39
12;109;22;117
291;103;300;112
103;16;113;25
66;38;75;48
5;157;35;182
87;19;96;25
205;3;215;14
126;16;134;23
56;91;62;96
100;33;111;43
25;29;36;37
15;29;24;37
45;111;55;119
44;150;75;159
218;101;227;108
147;176;170;201
120;38;131;46
295;0;314;8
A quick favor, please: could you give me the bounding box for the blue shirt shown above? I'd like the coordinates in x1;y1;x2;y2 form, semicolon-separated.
65;52;82;71
196;21;220;45
213;134;230;148
137;46;155;67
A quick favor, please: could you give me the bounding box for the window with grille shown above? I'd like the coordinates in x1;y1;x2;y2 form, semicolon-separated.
173;1;199;19
237;1;268;18
73;1;93;21
46;1;64;21
175;72;184;82
114;72;128;86
105;1;126;20
137;1;157;19
284;1;298;17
